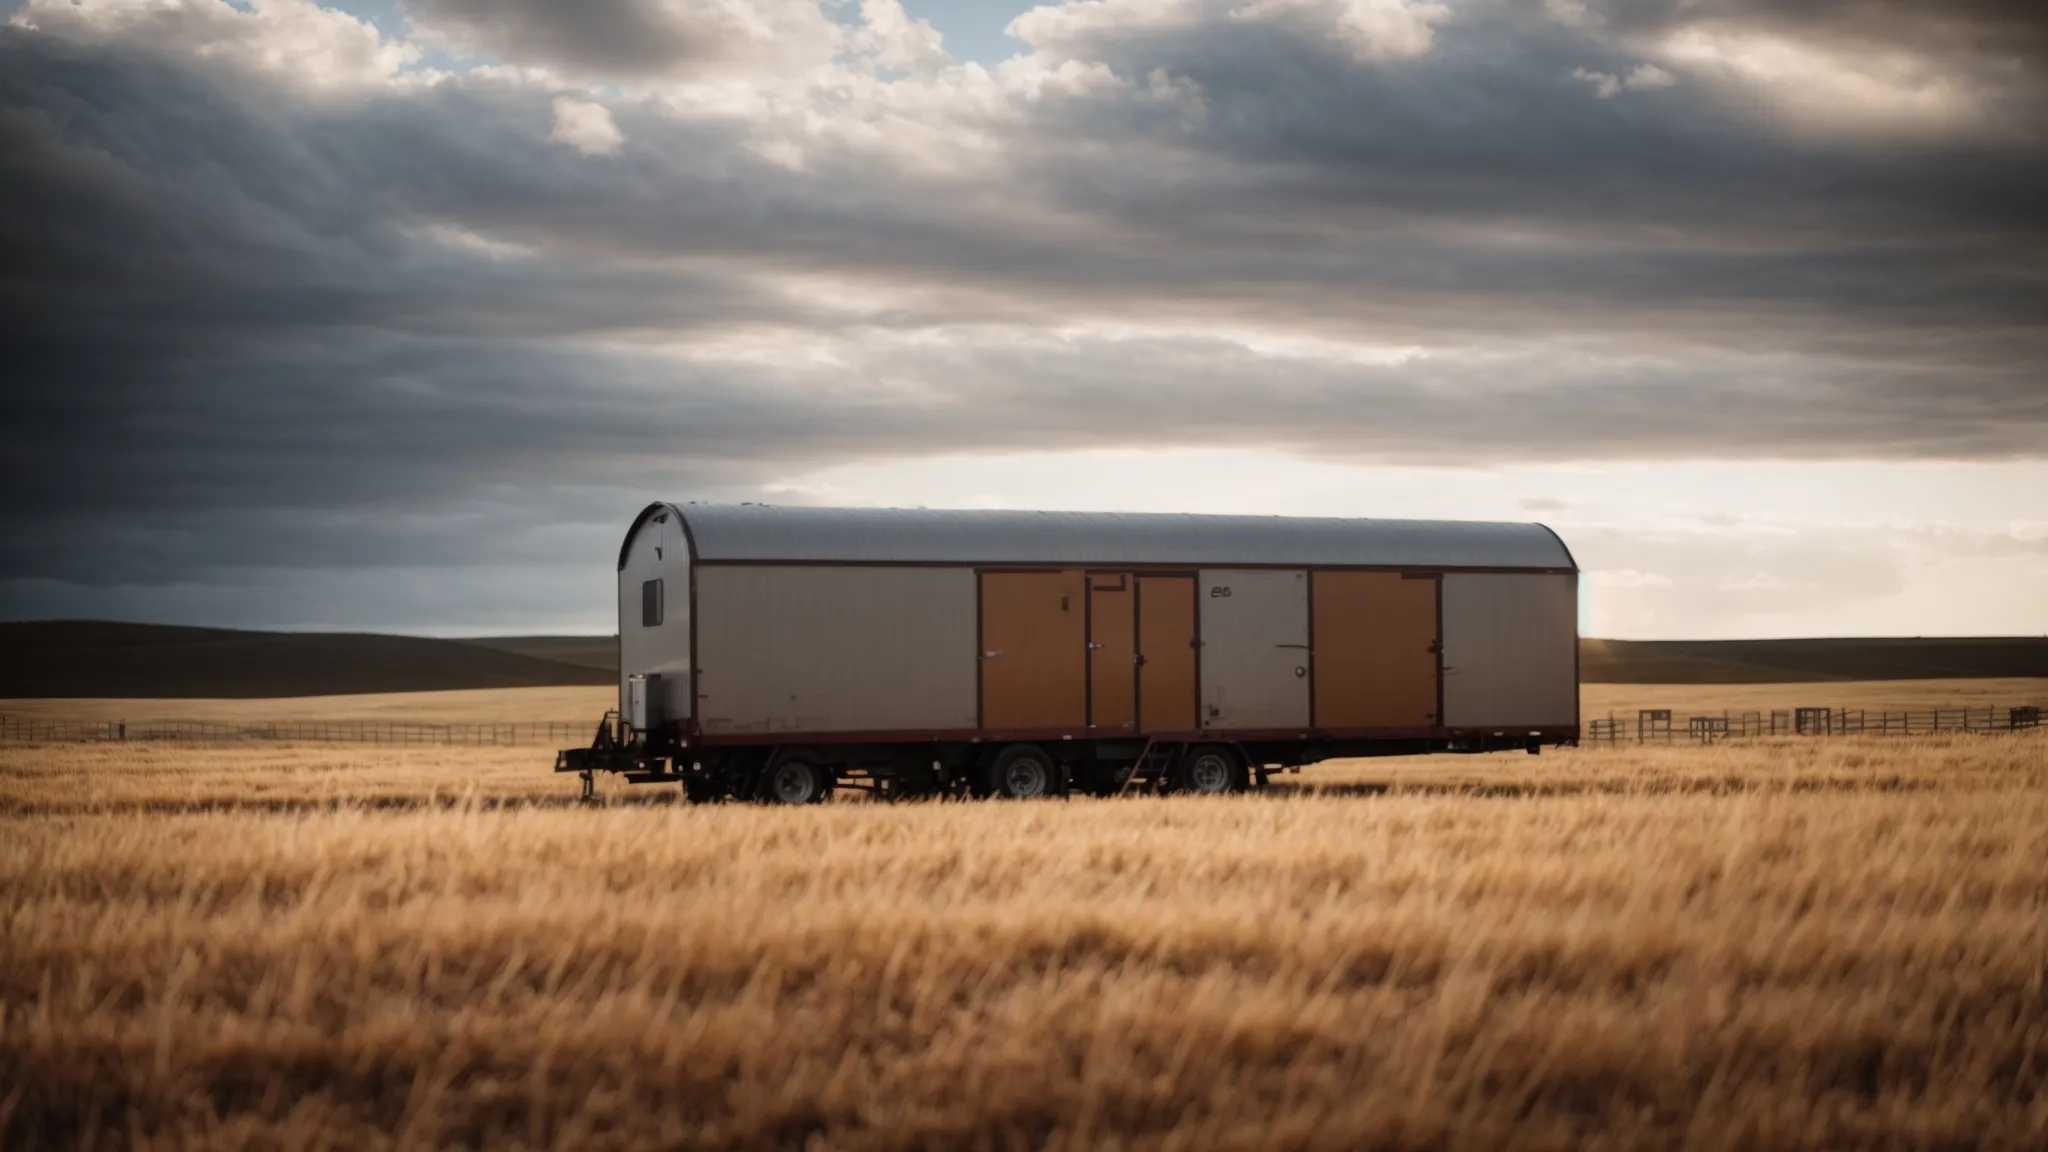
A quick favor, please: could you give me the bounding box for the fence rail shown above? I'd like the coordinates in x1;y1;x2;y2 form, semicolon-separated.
0;717;598;746
1584;705;2041;746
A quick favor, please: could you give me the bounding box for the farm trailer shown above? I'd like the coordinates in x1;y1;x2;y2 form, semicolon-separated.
558;504;1580;801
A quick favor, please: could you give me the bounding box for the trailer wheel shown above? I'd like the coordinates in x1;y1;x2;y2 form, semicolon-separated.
987;744;1056;800
764;755;830;805
1176;745;1243;795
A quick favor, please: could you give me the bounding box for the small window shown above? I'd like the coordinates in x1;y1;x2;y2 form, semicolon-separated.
641;578;663;627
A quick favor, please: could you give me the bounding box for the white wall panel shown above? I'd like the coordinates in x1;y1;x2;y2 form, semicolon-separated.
1441;573;1577;728
695;566;978;734
1198;569;1311;730
616;511;691;726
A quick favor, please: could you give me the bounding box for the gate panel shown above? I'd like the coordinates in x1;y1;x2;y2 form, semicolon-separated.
1089;573;1137;731
980;570;1086;729
1198;569;1310;730
1137;575;1197;733
1312;571;1439;728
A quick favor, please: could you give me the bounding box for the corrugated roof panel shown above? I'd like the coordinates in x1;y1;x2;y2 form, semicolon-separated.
667;504;1575;570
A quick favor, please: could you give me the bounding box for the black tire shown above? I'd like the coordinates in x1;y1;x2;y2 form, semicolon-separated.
986;744;1057;800
682;777;722;805
762;754;831;805
1174;744;1243;795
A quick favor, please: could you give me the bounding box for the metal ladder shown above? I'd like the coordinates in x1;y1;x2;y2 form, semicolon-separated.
1117;737;1183;797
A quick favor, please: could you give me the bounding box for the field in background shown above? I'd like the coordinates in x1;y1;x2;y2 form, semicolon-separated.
3;731;2046;1146
7;679;2045;732
1582;677;2048;719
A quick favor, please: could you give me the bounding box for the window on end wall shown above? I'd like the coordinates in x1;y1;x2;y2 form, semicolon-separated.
642;578;663;627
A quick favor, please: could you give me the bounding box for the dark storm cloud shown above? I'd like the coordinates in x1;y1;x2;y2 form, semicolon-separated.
1019;2;2043;228
1;0;2045;628
403;0;837;76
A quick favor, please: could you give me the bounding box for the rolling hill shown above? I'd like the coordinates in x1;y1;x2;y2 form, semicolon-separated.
1580;637;2048;684
0;621;613;699
460;635;619;672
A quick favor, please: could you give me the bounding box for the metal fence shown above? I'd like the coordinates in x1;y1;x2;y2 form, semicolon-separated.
0;716;597;746
1585;705;2042;746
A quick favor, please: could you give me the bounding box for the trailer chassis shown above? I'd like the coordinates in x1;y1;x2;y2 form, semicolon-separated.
557;715;1575;803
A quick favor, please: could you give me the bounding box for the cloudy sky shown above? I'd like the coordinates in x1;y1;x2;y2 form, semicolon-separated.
2;0;2043;638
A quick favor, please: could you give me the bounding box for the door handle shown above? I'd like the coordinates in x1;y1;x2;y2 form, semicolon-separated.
1086;642;1104;649
983;650;1004;659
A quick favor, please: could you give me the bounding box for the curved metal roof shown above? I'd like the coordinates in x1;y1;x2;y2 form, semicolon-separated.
633;503;1574;571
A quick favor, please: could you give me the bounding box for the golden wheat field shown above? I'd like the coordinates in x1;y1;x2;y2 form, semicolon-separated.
4;720;2048;1148
1581;677;2048;721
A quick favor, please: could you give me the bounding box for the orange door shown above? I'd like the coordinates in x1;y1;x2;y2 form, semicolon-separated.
1088;573;1136;730
1312;571;1439;728
980;570;1086;729
1137;575;1198;733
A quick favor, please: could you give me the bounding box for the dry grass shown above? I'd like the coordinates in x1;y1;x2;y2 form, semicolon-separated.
1300;732;2048;796
1583;677;2048;719
4;734;2047;1148
0;744;578;814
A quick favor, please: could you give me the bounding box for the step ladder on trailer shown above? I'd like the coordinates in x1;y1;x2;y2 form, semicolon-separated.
1117;737;1185;797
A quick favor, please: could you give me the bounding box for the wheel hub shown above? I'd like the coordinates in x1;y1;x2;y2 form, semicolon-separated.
773;762;816;803
1005;760;1049;797
1187;753;1232;793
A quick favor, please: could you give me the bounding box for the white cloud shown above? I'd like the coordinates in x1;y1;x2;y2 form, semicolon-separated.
1572;62;1675;99
1652;25;1988;137
1544;0;1593;30
1229;0;1447;62
1625;63;1674;90
1571;68;1621;98
1012;0;1445;63
10;0;418;91
550;97;626;155
843;0;950;73
1009;0;1197;51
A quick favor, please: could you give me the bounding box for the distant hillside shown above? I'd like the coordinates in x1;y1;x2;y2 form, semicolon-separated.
462;635;618;672
0;621;614;699
1581;637;2048;684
